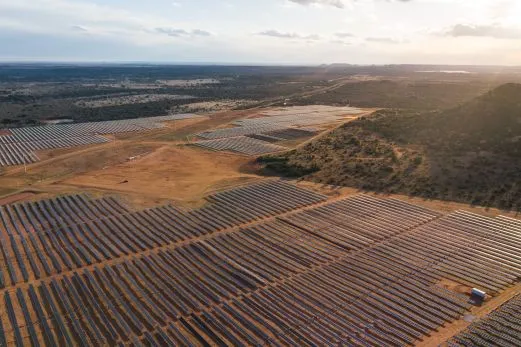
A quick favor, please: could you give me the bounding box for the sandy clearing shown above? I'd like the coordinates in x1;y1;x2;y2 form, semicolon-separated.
61;145;260;204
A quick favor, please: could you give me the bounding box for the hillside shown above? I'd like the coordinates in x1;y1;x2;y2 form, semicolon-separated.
259;83;521;211
281;78;493;110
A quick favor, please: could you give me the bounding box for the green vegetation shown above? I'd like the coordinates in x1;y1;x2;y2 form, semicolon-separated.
282;79;493;110
260;83;521;211
258;154;320;177
4;64;520;127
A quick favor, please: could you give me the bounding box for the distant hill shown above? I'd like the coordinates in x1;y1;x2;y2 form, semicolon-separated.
259;83;521;211
281;79;493;110
374;83;521;154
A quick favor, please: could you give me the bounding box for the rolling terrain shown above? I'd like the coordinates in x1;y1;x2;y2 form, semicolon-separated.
3;64;521;127
0;67;520;346
260;83;521;211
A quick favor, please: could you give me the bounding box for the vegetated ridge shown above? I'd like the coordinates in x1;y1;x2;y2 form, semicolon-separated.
259;83;521;211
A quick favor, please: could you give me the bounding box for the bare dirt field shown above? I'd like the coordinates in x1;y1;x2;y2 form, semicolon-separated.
61;145;259;207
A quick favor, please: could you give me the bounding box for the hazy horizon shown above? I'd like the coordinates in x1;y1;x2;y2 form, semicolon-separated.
1;0;520;65
1;61;521;68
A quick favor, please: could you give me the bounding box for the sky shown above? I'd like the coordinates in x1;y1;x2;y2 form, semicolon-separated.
0;0;520;65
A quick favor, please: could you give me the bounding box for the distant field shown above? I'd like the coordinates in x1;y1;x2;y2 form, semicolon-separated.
75;93;194;108
2;64;521;127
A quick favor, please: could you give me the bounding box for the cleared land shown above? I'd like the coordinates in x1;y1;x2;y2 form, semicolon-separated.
0;108;263;208
0;105;367;207
62;145;259;203
75;94;194;108
0;180;520;346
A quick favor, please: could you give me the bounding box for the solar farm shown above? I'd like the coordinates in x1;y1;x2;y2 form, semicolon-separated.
449;294;521;346
193;106;362;155
0;114;199;167
0;179;520;346
194;136;288;156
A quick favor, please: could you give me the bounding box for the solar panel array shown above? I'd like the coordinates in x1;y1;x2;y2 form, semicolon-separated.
449;294;521;347
194;108;358;155
0;136;109;166
0;114;199;166
196;124;287;140
194;136;288;155
234;112;349;128
248;127;318;142
57;114;199;135
0;181;326;287
0;181;520;346
196;113;344;141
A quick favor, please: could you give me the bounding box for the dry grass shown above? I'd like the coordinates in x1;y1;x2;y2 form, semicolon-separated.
0;187;18;198
57;145;260;207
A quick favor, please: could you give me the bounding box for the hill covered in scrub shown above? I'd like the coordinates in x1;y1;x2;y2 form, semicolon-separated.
259;83;521;211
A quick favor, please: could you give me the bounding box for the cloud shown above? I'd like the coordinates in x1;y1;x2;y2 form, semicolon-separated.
331;39;351;46
304;34;321;41
155;28;188;37
192;29;211;37
0;0;214;44
366;37;401;44
288;0;412;8
489;1;515;20
443;24;521;40
155;28;212;37
334;32;353;38
70;25;88;32
257;30;320;40
288;0;345;8
257;30;299;39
